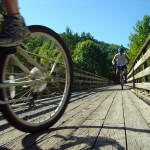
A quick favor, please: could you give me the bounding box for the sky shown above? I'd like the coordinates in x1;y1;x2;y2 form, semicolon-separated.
19;0;150;48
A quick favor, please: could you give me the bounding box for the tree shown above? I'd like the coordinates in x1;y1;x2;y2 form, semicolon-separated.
60;27;121;80
60;26;80;55
73;40;110;77
128;15;150;67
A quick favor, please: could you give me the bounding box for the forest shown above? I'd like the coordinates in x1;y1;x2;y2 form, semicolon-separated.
60;15;150;81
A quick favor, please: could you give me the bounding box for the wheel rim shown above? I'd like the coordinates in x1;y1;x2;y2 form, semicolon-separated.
2;29;71;126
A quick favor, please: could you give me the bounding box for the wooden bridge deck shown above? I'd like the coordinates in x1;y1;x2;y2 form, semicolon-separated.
0;85;150;150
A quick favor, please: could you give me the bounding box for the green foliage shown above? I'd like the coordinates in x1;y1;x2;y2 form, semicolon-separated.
60;26;95;55
24;35;61;66
60;27;80;55
73;40;102;75
73;40;116;79
127;15;150;67
60;26;125;81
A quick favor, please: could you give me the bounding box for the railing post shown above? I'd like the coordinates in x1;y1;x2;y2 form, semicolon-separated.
133;68;135;88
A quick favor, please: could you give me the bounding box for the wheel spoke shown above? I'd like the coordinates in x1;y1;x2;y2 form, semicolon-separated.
0;25;72;133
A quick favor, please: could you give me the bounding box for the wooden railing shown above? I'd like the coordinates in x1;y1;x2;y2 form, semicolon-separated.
73;68;113;90
127;35;150;91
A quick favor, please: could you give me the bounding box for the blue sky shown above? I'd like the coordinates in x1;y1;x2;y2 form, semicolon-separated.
19;0;150;48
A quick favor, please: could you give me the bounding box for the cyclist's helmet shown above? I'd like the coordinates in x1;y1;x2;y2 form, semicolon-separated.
118;47;124;52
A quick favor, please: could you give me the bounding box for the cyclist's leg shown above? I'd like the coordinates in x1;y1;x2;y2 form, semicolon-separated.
0;0;30;47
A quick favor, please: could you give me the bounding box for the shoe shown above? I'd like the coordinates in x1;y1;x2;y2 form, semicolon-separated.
0;14;31;47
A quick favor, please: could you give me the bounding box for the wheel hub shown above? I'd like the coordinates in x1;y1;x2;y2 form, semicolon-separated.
30;67;47;92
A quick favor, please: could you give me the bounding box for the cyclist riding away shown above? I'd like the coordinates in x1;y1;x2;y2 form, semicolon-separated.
112;47;130;83
0;0;30;47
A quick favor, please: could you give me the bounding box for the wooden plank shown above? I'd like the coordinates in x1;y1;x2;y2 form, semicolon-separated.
127;76;133;82
28;90;113;149
59;90;117;149
127;68;134;78
134;48;150;71
127;90;150;125
134;66;150;79
0;91;97;147
130;88;150;106
60;119;104;150
0;89;111;149
0;86;149;149
94;90;127;149
122;90;150;149
135;82;150;90
125;83;133;87
74;72;105;81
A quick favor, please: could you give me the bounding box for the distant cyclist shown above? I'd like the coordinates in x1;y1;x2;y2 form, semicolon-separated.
112;47;130;83
0;0;30;47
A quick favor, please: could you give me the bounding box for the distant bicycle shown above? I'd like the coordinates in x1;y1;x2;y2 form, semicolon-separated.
0;25;73;133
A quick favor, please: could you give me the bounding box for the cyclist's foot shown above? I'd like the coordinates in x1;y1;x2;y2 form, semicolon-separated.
0;14;31;47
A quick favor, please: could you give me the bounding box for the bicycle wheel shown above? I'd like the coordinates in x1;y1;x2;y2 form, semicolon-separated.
0;25;73;133
120;74;124;90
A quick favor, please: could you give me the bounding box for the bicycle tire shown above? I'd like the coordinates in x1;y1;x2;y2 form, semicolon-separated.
0;25;73;133
120;74;124;90
121;83;123;90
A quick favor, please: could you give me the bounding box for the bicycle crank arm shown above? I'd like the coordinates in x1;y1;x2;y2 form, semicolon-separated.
0;96;33;105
